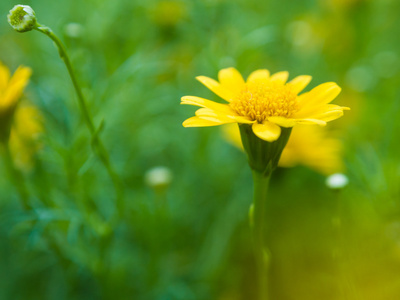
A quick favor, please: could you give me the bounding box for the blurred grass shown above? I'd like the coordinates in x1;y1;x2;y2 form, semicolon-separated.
1;0;400;299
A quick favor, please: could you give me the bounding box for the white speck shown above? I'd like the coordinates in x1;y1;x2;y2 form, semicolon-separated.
326;173;349;189
145;166;172;188
64;23;84;38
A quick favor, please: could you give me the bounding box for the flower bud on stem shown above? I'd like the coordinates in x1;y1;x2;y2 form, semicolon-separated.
7;5;38;33
37;25;125;218
8;5;124;220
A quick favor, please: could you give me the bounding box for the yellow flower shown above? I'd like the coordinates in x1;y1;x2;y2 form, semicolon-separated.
224;123;343;175
0;62;42;170
0;62;32;113
181;67;349;142
9;105;43;170
0;62;32;142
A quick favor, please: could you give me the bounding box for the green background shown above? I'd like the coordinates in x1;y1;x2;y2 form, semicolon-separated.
1;0;400;299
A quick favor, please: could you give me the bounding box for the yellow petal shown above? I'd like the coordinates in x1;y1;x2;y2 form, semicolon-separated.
7;66;32;89
310;110;344;122
268;116;297;127
195;107;236;119
294;104;348;119
269;71;289;85
298;82;341;106
181;96;235;115
276;125;344;175
198;115;236;124
183;116;229;127
196;76;236;102
247;69;270;83
287;75;312;94
218;67;245;93
252;121;281;142
234;116;255;124
194;107;254;125
195;107;219;116
295;118;327;126
1;66;32;111
223;123;243;150
13;105;43;138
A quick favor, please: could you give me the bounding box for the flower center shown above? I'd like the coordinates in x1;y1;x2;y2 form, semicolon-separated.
229;82;298;123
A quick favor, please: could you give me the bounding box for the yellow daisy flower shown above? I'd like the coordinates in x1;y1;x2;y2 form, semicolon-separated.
0;62;32;143
181;67;349;142
278;125;343;175
0;62;32;113
0;62;42;170
224;123;343;175
9;105;43;170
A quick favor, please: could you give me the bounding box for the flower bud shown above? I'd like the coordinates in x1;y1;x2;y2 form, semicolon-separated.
64;23;84;38
7;5;38;33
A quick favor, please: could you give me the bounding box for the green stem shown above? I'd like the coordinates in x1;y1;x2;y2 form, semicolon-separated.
34;25;124;217
1;142;30;209
251;170;271;300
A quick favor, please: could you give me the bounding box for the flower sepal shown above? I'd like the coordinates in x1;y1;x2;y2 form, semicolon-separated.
239;124;292;176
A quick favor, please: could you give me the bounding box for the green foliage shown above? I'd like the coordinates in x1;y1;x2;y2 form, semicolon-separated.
1;0;400;299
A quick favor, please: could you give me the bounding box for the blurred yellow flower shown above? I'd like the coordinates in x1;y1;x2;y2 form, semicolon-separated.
181;67;349;142
9;105;43;170
325;0;366;10
0;62;42;170
0;62;31;113
224;123;343;175
150;0;186;27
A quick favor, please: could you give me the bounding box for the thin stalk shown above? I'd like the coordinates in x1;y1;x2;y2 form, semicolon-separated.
251;170;271;300
1;142;30;209
34;25;124;217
